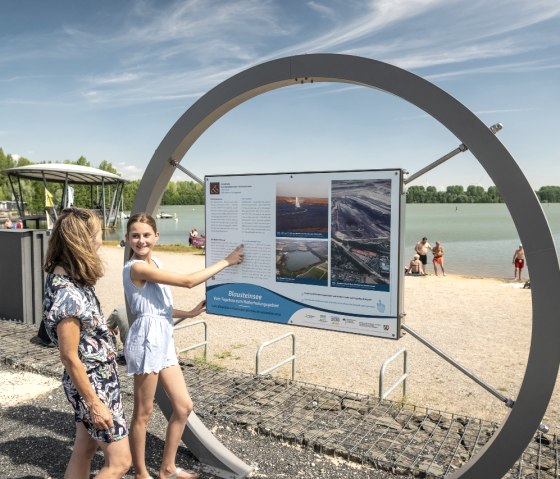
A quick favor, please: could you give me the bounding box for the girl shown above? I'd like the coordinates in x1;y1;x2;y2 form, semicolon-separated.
123;213;243;479
43;207;131;479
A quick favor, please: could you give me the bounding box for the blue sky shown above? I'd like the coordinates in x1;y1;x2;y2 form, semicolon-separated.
1;0;559;189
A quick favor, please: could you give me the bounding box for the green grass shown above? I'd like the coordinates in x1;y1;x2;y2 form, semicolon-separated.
215;350;233;360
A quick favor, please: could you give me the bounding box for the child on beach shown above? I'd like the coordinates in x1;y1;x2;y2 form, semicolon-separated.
123;213;243;479
42;207;131;479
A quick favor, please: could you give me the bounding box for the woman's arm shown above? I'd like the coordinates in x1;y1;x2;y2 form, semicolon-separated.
132;245;244;288
57;317;114;430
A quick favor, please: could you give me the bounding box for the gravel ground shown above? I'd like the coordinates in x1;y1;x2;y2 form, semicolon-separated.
0;363;409;479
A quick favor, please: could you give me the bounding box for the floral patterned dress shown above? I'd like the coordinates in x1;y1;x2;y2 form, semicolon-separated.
43;273;128;443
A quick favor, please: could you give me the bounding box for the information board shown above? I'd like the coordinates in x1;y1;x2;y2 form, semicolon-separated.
205;169;404;338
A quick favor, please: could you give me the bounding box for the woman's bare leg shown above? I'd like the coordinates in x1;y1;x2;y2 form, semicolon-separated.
95;435;132;479
65;422;97;479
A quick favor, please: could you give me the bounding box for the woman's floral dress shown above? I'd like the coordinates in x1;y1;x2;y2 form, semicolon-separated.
43;273;128;442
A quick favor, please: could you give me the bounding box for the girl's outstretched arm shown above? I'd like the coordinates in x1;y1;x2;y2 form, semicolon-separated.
131;244;244;289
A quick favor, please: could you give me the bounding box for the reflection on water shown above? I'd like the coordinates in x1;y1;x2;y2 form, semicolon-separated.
284;250;321;272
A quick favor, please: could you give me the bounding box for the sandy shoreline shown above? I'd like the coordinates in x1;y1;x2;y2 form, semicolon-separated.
94;245;560;434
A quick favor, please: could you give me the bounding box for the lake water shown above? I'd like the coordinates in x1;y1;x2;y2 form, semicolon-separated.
405;203;560;278
107;203;560;279
284;250;322;272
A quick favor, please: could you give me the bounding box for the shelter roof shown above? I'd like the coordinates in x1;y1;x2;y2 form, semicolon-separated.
1;163;125;185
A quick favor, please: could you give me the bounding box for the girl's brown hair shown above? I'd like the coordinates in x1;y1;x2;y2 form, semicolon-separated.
126;212;158;259
44;208;104;286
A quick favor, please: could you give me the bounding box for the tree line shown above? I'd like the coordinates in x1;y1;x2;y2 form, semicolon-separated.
2;148;560;209
406;185;560;203
0;148;204;213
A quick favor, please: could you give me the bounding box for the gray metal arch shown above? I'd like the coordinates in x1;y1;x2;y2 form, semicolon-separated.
131;53;560;478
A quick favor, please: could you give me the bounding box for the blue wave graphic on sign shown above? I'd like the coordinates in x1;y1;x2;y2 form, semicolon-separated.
206;283;390;323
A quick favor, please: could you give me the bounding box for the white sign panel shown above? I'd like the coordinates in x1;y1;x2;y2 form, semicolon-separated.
205;169;403;339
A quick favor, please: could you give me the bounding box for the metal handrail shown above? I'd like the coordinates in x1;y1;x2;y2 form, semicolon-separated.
255;332;296;380
174;319;208;360
379;348;408;402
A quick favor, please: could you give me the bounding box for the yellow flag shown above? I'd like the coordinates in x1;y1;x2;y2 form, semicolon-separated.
45;188;54;208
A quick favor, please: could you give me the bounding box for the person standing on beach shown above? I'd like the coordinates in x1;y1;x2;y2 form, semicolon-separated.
42;208;131;479
414;237;432;275
123;213;244;479
432;241;445;276
513;244;525;281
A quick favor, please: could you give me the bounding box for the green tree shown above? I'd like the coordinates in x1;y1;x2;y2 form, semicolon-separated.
0;148;16;200
537;186;560;203
486;186;502;203
98;160;119;175
406;186;426;203
123;180;140;210
162;182;179;205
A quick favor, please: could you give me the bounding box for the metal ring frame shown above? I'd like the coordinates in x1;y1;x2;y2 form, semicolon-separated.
130;53;560;478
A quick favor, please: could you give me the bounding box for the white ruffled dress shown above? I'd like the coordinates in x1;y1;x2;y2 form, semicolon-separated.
123;257;177;375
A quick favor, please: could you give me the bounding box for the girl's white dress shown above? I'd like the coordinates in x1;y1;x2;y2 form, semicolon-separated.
123;257;177;375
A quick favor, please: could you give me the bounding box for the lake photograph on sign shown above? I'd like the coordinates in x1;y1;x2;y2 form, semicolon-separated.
276;238;329;286
205;169;403;339
276;181;329;238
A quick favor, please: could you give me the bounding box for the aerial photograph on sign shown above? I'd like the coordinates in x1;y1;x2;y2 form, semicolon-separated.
276;238;329;285
276;181;329;238
330;179;392;289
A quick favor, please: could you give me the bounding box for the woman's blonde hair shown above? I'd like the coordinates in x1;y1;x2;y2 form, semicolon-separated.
125;212;158;259
44;208;104;286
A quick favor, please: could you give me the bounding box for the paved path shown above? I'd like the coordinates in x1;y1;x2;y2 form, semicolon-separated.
0;321;557;479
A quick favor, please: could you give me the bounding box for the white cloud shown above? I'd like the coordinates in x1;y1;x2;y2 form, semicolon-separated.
120;164;145;180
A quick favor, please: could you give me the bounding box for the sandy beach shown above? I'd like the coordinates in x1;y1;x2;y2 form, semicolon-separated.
95;245;560;434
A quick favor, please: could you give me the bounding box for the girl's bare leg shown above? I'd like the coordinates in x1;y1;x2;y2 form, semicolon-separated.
157;364;198;479
131;373;159;479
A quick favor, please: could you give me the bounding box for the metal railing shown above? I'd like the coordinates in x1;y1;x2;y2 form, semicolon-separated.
174;319;208;360
255;332;296;380
379;348;408;402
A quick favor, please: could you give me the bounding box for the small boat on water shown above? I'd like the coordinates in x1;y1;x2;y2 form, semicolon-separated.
157;212;175;219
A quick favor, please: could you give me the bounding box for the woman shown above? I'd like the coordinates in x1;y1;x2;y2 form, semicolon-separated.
123;213;243;479
43;207;131;479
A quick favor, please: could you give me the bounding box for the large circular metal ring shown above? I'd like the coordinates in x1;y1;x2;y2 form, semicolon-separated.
132;53;560;478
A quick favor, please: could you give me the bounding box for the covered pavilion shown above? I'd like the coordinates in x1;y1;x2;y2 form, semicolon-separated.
1;163;126;229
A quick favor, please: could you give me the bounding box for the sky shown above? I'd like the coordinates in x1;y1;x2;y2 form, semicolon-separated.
1;0;559;190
